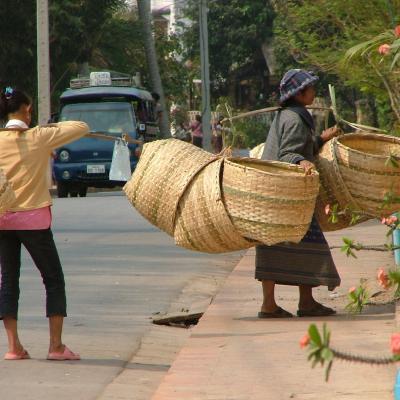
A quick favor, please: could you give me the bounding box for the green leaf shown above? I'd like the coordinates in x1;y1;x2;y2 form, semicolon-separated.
321;348;334;363
391;51;400;70
308;324;322;347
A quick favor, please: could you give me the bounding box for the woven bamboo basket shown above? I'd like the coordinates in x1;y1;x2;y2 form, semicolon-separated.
249;143;265;159
174;158;255;253
315;132;400;231
123;139;215;236
222;157;320;244
0;169;15;215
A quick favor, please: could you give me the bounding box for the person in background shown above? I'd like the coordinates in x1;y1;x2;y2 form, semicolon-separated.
211;116;224;154
172;122;190;142
256;69;341;318
190;114;203;148
0;87;89;360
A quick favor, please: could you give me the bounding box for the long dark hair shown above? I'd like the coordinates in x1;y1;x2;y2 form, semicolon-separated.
0;87;31;120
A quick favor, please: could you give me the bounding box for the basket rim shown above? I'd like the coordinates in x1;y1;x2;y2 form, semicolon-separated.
336;132;400;160
225;157;319;178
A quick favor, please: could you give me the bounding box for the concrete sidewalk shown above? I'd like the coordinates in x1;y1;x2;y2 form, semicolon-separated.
151;221;397;400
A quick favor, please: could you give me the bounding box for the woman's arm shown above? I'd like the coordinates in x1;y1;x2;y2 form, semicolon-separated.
313;125;341;154
35;121;90;149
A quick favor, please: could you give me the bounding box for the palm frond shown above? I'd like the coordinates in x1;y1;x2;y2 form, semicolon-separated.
391;51;400;70
328;84;339;123
343;31;393;63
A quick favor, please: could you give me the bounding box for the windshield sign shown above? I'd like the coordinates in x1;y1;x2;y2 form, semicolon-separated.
60;102;137;136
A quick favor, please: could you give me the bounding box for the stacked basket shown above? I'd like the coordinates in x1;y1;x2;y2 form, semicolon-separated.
315;132;400;231
124;139;320;253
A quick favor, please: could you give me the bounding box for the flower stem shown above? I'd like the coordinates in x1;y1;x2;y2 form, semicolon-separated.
331;348;395;365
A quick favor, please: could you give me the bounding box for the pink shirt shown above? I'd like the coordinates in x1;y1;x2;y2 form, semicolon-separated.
190;121;203;138
0;207;52;230
0;119;52;230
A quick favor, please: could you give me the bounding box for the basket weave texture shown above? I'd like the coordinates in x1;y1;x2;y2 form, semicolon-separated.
174;158;254;253
124;139;320;253
0;169;15;215
123;139;214;236
315;132;400;231
222;158;320;244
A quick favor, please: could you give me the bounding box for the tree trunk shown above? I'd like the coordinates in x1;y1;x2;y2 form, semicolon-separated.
78;61;90;77
137;0;170;138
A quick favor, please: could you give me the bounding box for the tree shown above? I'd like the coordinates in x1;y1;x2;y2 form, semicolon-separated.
0;1;37;96
137;0;170;137
272;0;400;130
182;0;276;106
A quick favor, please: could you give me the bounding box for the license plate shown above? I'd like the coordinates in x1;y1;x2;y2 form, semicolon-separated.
87;164;105;174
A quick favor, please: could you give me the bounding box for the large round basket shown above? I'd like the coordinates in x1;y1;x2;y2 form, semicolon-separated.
123;139;215;236
315;132;400;231
222;157;320;244
0;169;15;215
174;158;255;253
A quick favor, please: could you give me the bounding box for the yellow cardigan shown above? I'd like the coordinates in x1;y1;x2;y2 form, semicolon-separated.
0;121;89;211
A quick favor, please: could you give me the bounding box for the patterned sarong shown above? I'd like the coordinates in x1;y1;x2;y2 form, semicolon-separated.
255;218;340;290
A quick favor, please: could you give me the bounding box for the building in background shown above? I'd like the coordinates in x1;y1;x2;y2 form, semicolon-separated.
151;0;190;35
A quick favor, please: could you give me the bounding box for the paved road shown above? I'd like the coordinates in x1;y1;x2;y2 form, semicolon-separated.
0;192;242;400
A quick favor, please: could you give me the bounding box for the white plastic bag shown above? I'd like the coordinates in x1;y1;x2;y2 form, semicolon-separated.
109;139;132;181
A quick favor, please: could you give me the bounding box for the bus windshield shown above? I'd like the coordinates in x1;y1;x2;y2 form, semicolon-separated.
60;102;137;136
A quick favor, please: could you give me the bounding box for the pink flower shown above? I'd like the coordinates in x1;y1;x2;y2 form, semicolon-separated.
325;204;331;215
391;333;400;355
348;286;356;294
378;44;391;55
382;217;387;225
387;216;398;225
377;268;390;290
395;26;400;38
300;333;310;349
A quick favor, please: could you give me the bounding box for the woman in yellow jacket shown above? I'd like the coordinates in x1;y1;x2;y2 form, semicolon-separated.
0;87;89;360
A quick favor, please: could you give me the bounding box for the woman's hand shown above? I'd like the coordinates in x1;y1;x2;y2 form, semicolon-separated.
299;160;316;175
320;125;341;142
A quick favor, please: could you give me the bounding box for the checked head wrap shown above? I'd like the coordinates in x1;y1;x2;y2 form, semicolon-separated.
279;69;319;104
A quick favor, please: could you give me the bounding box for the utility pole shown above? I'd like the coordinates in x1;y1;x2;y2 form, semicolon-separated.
137;0;170;138
37;0;51;125
199;0;212;152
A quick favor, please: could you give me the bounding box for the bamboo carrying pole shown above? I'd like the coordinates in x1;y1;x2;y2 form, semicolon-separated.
221;105;333;124
0;127;143;145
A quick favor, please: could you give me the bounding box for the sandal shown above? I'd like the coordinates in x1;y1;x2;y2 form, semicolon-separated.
297;303;336;317
4;349;31;360
47;345;80;361
258;306;293;319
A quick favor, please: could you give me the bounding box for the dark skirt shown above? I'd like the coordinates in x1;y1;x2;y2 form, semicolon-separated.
255;218;340;290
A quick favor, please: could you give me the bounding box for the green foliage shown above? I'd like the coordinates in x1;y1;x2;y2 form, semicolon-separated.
182;0;276;100
233;117;268;148
272;0;400;129
0;1;188;117
306;324;334;382
0;1;37;96
341;237;362;258
345;284;370;314
388;269;400;298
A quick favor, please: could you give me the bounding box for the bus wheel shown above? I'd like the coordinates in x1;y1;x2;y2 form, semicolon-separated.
57;182;69;198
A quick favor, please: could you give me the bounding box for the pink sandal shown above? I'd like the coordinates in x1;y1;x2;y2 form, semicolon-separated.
4;349;31;360
47;346;80;361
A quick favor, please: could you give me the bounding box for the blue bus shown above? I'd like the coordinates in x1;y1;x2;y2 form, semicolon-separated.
53;72;158;197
